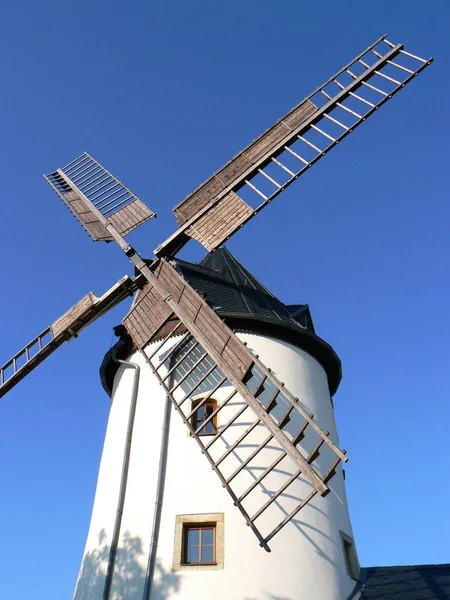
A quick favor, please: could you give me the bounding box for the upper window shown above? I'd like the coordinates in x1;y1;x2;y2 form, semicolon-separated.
191;399;218;436
183;524;216;565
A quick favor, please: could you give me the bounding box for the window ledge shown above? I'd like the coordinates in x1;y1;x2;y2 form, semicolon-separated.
181;562;218;567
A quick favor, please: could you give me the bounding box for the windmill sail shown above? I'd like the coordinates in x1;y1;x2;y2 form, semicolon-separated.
2;150;154;398
0;275;140;398
44;152;155;241
1;32;433;548
123;259;347;550
155;34;432;258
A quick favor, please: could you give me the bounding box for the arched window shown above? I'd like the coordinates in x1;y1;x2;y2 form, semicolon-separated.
191;398;218;436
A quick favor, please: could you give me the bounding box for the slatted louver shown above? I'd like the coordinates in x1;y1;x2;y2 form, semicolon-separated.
123;259;347;550
44;152;155;241
155;34;432;258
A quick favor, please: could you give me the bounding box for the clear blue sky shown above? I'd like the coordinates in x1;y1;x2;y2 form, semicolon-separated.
0;2;448;598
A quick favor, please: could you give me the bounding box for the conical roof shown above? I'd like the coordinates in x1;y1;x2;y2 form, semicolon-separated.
174;247;313;332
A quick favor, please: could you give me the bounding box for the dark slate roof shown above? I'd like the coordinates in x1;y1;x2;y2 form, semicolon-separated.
175;247;314;332
355;564;450;599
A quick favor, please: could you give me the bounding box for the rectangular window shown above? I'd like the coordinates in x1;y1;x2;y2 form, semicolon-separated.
183;524;216;565
191;399;217;435
173;513;224;572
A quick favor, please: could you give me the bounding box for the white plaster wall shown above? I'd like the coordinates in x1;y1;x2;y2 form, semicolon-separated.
73;332;358;600
73;350;168;600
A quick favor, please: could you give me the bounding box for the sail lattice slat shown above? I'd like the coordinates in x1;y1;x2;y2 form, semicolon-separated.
44;152;155;241
155;35;432;258
123;259;347;550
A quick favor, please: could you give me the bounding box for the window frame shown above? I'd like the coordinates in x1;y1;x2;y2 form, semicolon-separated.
173;513;224;572
191;398;218;436
182;523;216;565
339;531;360;581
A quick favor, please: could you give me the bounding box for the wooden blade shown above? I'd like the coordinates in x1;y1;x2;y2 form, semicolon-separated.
123;258;347;549
155;34;432;258
0;275;140;398
44;152;155;241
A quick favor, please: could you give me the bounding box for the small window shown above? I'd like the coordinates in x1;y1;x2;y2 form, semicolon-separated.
340;531;360;580
173;513;224;571
183;524;216;565
191;399;217;436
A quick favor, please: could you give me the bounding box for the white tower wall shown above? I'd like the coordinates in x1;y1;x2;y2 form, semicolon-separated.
73;332;359;600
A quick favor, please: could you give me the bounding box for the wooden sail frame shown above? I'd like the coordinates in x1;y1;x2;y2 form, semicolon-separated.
0;32;434;549
155;35;432;258
45;152;155;241
0;275;141;398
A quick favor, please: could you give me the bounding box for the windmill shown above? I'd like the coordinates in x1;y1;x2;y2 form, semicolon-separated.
1;35;432;600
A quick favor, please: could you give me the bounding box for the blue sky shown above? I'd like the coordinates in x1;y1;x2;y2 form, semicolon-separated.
0;2;448;598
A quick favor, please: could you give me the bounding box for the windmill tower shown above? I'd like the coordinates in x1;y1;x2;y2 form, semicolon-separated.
74;247;355;600
0;35;432;600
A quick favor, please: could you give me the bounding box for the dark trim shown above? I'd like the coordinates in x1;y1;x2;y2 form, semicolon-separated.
99;326;134;397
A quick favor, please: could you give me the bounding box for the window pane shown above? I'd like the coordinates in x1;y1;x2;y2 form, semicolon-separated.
187;528;199;545
201;545;214;563
186;544;199;563
202;528;214;545
193;401;218;436
204;420;214;434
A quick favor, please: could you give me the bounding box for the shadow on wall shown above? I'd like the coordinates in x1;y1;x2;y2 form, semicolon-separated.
74;530;304;600
74;530;181;600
